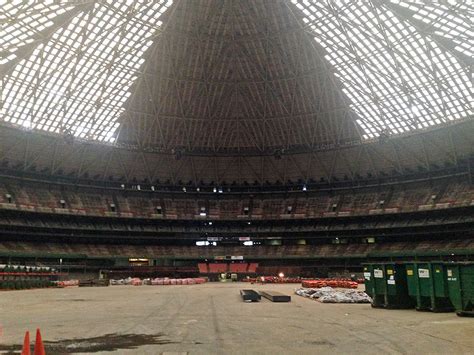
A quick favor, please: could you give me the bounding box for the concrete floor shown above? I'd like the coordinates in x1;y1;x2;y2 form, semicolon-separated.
0;283;473;354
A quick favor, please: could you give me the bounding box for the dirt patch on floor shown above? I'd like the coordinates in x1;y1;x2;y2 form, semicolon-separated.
303;339;335;346
0;333;173;354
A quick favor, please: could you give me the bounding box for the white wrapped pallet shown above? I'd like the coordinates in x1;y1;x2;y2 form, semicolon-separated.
295;287;372;303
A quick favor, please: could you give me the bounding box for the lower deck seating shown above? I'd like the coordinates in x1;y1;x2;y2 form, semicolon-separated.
229;263;250;273
208;263;228;273
0;240;472;259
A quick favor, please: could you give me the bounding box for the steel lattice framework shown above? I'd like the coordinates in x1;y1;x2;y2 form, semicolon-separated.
1;0;172;142
119;0;361;153
0;0;472;184
292;0;473;139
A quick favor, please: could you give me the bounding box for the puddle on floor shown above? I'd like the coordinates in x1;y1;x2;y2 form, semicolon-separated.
0;333;174;354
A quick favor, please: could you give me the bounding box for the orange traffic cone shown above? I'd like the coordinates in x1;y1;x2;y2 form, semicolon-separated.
21;330;30;355
34;328;45;355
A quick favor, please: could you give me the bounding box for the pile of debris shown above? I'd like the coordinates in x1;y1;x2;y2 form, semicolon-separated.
301;279;359;289
295;287;372;303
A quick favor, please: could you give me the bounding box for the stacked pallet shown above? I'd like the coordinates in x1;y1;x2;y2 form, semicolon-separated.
110;277;207;285
78;279;110;287
0;264;58;290
242;276;302;283
151;277;206;285
55;280;79;287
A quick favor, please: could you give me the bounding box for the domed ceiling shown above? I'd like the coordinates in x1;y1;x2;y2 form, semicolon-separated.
0;0;472;183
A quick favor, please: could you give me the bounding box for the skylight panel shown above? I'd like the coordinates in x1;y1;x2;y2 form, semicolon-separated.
0;2;74;64
290;0;473;139
2;0;173;143
390;1;474;58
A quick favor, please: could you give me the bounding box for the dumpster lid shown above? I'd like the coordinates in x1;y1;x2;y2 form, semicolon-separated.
443;261;474;266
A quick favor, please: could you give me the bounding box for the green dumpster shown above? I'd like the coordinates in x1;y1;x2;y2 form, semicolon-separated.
363;265;375;299
371;264;386;308
406;262;453;312
364;263;414;309
445;262;474;316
